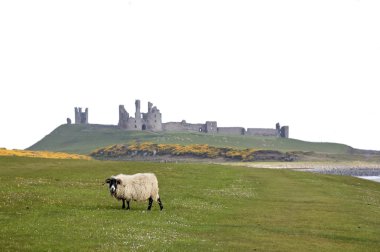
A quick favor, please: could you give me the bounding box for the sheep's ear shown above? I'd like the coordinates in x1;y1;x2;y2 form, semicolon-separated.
105;178;111;184
116;179;122;185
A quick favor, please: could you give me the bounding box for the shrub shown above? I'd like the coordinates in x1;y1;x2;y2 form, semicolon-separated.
90;142;265;161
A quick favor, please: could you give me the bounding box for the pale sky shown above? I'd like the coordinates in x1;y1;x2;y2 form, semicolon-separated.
1;0;380;151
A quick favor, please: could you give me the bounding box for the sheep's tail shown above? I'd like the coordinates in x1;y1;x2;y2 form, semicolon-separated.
151;174;160;201
151;186;160;201
154;193;160;201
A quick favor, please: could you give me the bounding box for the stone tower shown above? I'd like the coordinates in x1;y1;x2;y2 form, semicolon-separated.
134;100;143;130
118;105;129;128
143;102;162;131
280;126;289;138
74;107;88;124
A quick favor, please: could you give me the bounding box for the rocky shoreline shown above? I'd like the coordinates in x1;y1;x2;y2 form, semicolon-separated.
299;167;380;176
226;162;380;178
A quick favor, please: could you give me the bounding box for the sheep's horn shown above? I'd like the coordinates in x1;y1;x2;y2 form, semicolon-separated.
104;178;111;185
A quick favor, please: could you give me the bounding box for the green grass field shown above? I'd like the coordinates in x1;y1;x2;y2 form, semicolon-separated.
1;156;379;251
28;124;352;155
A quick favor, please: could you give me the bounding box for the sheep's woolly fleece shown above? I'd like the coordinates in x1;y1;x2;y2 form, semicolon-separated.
112;173;160;202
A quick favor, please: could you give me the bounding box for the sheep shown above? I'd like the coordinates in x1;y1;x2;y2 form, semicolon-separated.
105;173;163;211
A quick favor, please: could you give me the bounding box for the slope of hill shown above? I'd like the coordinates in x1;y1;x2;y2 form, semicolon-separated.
28;124;353;155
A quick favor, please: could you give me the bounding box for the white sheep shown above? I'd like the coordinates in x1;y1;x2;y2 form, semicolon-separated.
105;173;163;211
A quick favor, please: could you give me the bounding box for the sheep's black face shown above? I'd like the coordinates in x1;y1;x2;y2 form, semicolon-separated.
105;178;121;196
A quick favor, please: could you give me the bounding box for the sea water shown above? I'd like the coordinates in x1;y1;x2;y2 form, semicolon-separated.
356;176;380;183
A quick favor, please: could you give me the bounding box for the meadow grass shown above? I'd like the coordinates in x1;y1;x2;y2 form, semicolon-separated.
1;156;380;251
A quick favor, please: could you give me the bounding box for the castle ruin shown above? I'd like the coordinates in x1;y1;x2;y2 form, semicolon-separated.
118;100;162;131
70;100;289;138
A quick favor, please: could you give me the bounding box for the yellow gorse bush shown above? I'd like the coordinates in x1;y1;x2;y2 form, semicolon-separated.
0;148;91;160
91;142;262;161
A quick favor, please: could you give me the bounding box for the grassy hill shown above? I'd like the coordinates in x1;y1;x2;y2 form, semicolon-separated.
28;124;353;155
1;156;380;251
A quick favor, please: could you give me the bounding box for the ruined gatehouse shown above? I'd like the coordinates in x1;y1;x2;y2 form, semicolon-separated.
118;100;162;131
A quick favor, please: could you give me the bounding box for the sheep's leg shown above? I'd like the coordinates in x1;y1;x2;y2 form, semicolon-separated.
126;201;130;210
158;198;164;211
122;199;126;209
147;197;153;210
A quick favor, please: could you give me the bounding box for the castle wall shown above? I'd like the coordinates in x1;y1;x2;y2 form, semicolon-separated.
162;121;205;132
246;128;278;137
123;118;142;130
205;121;217;133
217;127;245;135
